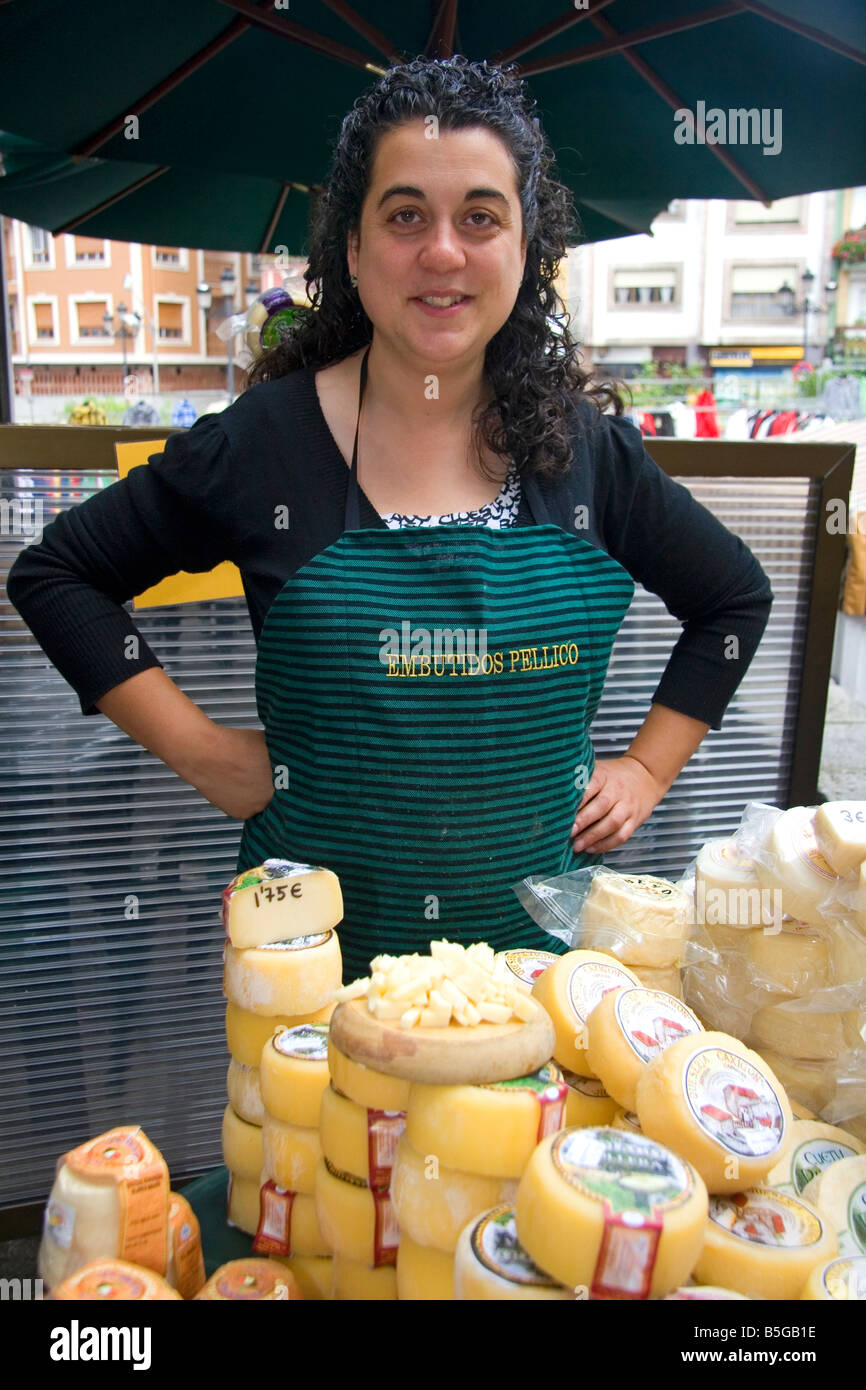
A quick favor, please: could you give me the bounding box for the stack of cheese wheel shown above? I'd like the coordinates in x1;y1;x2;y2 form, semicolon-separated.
317;1043;409;1301
580;871;692;998
38;1126;171;1294
221;858;343;1236
250;1022;333;1295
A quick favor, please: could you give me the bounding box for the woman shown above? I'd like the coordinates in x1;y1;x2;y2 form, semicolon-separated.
8;57;772;981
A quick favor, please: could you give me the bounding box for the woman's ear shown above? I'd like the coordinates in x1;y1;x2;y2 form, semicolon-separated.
346;227;359;281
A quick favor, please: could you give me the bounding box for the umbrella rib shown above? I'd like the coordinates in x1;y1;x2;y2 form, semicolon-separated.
218;0;388;74
260;183;291;255
317;0;403;64
492;0;618;66
518;4;740;76
587;10;773;205
53;167;171;235
70;16;250;157
425;0;458;60
728;0;866;66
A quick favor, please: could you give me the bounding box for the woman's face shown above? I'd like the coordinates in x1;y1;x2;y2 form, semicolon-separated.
347;120;527;368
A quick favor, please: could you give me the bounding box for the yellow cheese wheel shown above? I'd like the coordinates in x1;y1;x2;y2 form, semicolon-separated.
331;1254;397;1301
273;1254;333;1300
814;802;866;878
406;1063;566;1178
695;1189;838;1298
166;1192;205;1299
753;1048;834;1114
221;1104;264;1182
262;1114;322;1195
754;806;839;929
791;1100;818;1120
801;1254;866;1299
515;1127;708;1298
585;987;704;1112
454;1205;571;1301
253;1179;330;1256
495;947;560;993
52;1259;181;1301
396;1232;455;1300
562;1070;619;1128
314;1159;399;1266
226;1060;264;1126
226;1173;261;1237
748;1003;864;1061
746;925;831;997
629;965;683;999
223;930;341;1016
327;1040;411;1112
635;1032;793;1193
225;1001;334;1067
765;1119;865;1196
319;1083;405;1186
390;1136;516;1254
195;1257;299;1300
800;1154;866;1255
582;871;692;967
531;950;641;1075
260;1023;330;1127
222;860;343;949
696;839;768;927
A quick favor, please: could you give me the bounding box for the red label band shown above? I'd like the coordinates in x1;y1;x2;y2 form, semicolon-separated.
591;1199;663;1300
536;1082;568;1143
253;1180;296;1257
372;1187;400;1267
366;1110;406;1190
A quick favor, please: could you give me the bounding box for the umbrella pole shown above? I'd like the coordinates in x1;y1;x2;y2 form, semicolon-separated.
0;216;15;424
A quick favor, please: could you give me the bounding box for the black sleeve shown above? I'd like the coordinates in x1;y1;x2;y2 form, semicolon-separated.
6;413;243;716
594;410;774;731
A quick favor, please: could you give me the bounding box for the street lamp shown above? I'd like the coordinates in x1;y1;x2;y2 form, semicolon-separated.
775;270;837;367
197;268;238;403
102;302;139;377
121;272;160;395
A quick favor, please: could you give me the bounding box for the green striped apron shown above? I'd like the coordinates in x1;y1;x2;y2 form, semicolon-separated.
237;352;635;980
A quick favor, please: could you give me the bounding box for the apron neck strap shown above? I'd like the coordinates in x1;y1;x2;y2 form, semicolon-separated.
343;343;551;530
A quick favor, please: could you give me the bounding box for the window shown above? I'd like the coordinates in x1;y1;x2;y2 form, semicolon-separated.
33;303;55;338
29;227;52;265
73;236;106;263
157;301;184;339
612;268;679;306
155;246;181;264
733;197;802;225
76;300;110;338
729;265;798;319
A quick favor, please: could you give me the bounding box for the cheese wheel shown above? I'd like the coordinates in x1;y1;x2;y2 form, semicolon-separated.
748;1003;864;1060
630;965;683;999
612;1109;642;1134
800;1154;866;1254
225;1001;334;1067
582;871;692;967
695;1189;838;1298
585;987;704;1112
753;1048;835;1114
327;1041;411;1112
196;1258;299;1300
515;1126;708;1298
531;950;641;1075
454;1205;571;1301
222;860;343;948
273;1254;333;1300
223;931;341;1017
314;1159;398;1266
635;1032;793;1193
319;1083;405;1186
226;1173;260;1236
705;922;762;955
754;806;839;928
801;1254;866;1299
746;925;831;997
406;1063;567;1178
260;1023;330;1126
814;802;866;877
226;1061;264;1127
38;1127;170;1291
262;1115;322;1194
829;919;866;988
562;1070;619;1128
765;1120;865;1195
696;839;769;928
331;1255;397;1301
663;1285;748;1300
396;1232;455;1300
52;1259;181;1301
495;947;560;993
390;1136;517;1254
166;1192;205;1299
252;1179;330;1256
221;1104;264;1182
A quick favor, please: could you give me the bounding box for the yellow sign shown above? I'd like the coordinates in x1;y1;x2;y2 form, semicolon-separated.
115;439;244;608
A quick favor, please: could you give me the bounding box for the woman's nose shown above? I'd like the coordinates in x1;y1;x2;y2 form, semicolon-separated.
418;222;467;271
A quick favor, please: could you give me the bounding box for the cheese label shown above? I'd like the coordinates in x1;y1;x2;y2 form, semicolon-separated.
552;1128;694;1211
499;948;558;985
471;1206;561;1287
568;960;637;1024
708;1191;823;1248
603;872;682;904
257;932;331;952
487;1063;567;1141
366;1111;407;1189
615;988;703;1064
791;1140;859;1195
253;1180;296;1256
563;1072;610;1100
823;1255;866;1299
271;1023;330;1062
709;842;756;872
44;1198;75;1251
684;1047;786;1158
65;1127;169;1275
849;1184;866;1253
372;1187;400;1268
794;812;836;881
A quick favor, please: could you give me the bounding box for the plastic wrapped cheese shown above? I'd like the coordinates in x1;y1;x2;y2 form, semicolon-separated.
585;987;704;1112
814;802;866;878
696;839;769;928
52;1259;181;1302
746;924;831;997
748;1003;864;1061
630;965;683;999
694;1189;838;1298
753;1049;835;1114
581;871;692;967
754;806;839;929
531;950;641;1075
223;931;341;1016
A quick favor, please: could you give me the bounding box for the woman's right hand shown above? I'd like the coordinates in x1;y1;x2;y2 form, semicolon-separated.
186;724;276;822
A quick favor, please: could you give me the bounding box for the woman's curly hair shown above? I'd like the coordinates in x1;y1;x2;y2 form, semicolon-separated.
247;55;625;478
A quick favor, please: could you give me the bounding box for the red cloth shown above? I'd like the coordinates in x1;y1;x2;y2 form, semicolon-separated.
768;411;799;436
695;389;720;438
639;412;657;436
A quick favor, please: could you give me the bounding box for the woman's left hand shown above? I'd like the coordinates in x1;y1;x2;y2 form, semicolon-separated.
570;756;666;855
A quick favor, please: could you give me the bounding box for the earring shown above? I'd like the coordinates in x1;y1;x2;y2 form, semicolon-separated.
349;273;358;289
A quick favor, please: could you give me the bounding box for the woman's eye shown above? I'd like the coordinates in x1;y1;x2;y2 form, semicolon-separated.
467;212;496;227
392;209;422;225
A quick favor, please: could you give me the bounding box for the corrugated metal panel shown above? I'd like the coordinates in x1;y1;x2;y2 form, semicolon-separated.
0;466;815;1208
